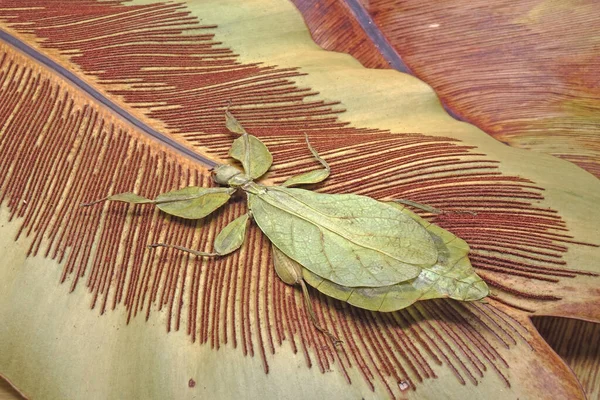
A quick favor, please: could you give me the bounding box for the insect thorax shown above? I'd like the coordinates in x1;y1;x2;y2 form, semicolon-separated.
213;165;251;186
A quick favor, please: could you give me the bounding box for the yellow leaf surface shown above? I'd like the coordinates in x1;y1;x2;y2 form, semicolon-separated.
0;1;598;399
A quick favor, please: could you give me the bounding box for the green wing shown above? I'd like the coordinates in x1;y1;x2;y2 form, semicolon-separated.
249;186;437;287
303;207;489;311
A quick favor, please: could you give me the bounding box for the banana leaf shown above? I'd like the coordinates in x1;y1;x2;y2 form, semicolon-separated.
293;0;600;178
0;1;598;399
292;2;600;396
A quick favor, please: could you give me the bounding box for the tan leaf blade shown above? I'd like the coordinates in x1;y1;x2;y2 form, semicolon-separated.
0;1;597;399
293;0;600;178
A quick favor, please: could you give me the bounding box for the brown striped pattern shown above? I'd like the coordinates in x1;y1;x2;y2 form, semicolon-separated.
0;2;596;398
292;0;600;177
371;0;600;177
534;317;600;400
291;0;389;69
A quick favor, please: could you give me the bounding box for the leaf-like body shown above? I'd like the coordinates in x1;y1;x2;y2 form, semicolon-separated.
214;213;250;255
249;186;436;287
393;205;489;301
304;207;488;311
155;187;234;220
229;135;273;179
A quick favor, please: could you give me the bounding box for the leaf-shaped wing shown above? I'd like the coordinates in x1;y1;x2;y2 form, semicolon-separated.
303;208;489;312
229;135;273;179
248;186;437;287
394;206;489;301
155;187;234;220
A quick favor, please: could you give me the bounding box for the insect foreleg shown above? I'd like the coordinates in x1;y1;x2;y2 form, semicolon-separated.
148;212;251;257
281;134;330;187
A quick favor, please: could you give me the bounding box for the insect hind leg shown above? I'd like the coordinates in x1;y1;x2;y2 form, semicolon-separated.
148;243;219;257
299;280;343;347
391;199;477;216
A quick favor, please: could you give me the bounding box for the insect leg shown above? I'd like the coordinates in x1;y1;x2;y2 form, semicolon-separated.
391;199;443;214
148;243;218;257
80;192;153;207
148;212;250;257
224;108;252;175
299;279;343;347
392;199;478;216
272;244;341;346
280;134;330;187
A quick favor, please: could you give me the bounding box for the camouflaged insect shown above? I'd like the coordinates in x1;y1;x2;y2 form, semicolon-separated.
83;111;489;343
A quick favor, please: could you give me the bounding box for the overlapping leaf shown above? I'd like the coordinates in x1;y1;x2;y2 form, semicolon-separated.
226;111;273;179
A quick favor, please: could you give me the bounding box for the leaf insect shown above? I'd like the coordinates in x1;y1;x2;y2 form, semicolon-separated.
82;111;489;345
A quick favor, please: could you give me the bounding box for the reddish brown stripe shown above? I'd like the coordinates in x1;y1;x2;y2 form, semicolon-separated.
534;317;600;399
0;2;595;397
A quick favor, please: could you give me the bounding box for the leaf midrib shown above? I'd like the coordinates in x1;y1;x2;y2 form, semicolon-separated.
0;28;219;169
